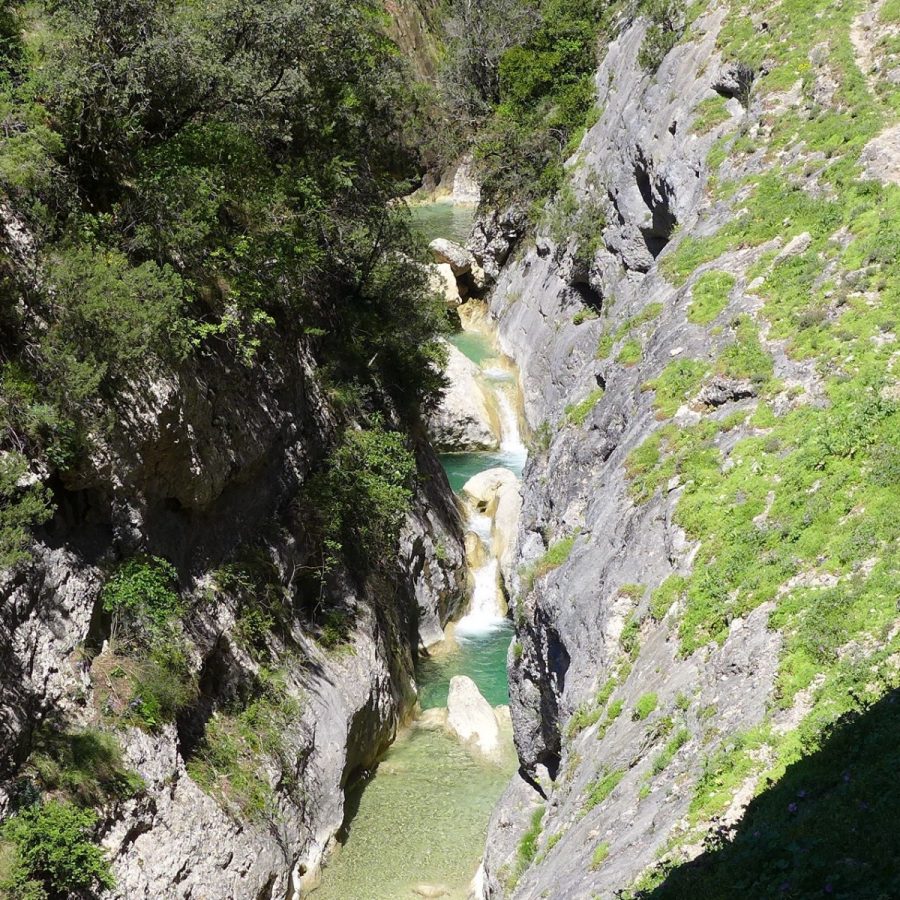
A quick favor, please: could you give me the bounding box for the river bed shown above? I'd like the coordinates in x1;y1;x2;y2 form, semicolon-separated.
311;204;525;900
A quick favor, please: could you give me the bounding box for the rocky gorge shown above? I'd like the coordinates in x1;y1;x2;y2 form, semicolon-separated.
2;0;899;898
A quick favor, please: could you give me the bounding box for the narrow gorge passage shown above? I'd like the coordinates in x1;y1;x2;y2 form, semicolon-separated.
311;205;528;900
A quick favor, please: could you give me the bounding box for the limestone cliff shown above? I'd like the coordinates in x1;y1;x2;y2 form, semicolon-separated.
475;1;900;896
0;205;467;898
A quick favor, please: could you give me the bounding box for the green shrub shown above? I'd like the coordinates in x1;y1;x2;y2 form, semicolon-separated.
633;692;659;721
638;0;685;71
584;767;624;810
0;451;53;570
591;841;610;869
102;556;182;635
688;271;735;324
565;387;605;426
307;419;416;572
0;801;114;897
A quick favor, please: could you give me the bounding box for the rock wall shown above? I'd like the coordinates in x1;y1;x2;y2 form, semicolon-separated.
475;2;900;896
0;296;467;897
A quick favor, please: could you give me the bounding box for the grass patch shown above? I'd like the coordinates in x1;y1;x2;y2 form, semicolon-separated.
633;692;659;721
585;768;625;811
565;387;606;426
617;338;643;366
688;271;735;324
691;96;732;134
521;535;576;591
591;841;611;870
650;727;690;775
642;359;709;418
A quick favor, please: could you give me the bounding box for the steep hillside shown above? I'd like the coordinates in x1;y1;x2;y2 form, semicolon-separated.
474;1;900;896
0;2;467;897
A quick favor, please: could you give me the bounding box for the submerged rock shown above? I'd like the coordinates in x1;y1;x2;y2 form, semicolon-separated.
426;344;500;452
447;675;501;757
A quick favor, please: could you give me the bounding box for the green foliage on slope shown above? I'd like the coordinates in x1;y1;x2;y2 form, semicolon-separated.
0;0;449;568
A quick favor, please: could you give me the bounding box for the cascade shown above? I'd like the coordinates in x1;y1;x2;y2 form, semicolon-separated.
312;204;526;899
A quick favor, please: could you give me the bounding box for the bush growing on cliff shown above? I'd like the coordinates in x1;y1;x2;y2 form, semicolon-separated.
638;0;685;71
0;451;52;570
307;420;417;573
0;801;114;898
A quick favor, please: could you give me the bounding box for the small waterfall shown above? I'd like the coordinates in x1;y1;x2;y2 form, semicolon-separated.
455;558;506;636
495;387;528;469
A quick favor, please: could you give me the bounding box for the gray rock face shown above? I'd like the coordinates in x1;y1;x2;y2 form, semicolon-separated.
427;343;501;451
473;7;823;898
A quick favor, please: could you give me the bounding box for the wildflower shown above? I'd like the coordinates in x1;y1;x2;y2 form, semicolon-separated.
788;801;798;813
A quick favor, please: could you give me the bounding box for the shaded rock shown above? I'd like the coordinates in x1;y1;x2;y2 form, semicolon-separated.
696;376;758;407
447;675;501;756
426;344;500;452
430;238;475;276
429;262;461;306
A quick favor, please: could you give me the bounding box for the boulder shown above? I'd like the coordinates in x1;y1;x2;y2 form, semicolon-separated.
492;479;522;582
429;262;461;306
426;344;500;452
461;467;518;513
447;675;501;757
430;238;475;276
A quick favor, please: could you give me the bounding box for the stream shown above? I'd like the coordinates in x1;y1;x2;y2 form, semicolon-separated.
311;204;526;900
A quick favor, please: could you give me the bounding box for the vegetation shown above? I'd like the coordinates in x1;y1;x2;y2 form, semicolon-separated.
507;806;546;888
642;359;709;418
0;801;114;898
521;535;576;590
306;419;417;573
26;728;143;808
0;0;451;568
690;96;731;134
584;767;624;811
565;387;606;426
591;841;610;869
688;271;734;324
441;0;617;209
186;669;301;820
633;692;659;721
638;0;685;71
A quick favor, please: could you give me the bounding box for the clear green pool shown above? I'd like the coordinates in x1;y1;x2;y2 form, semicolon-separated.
448;330;496;366
311;725;515;900
440;451;526;494
417;626;513;710
408;201;476;245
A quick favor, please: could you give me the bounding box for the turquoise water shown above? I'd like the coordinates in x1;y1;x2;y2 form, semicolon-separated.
311;725;515;900
408;201;476;245
440;451;526;493
417;626;514;709
448;330;496;366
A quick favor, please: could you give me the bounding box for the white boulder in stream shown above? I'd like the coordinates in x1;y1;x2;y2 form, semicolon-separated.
447;675;501;757
461;467;517;513
427;344;500;451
